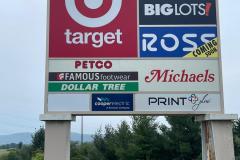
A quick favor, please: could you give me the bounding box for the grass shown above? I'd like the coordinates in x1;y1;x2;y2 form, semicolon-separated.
0;149;9;156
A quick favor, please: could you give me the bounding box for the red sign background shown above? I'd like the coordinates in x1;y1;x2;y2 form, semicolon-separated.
49;0;138;58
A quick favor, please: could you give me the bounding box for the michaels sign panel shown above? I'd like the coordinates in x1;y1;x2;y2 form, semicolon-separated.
45;0;223;115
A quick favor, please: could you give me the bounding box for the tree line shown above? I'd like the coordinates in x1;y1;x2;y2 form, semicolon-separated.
0;127;44;160
0;116;240;160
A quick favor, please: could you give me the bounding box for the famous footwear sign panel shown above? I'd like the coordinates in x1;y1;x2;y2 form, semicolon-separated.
45;0;223;114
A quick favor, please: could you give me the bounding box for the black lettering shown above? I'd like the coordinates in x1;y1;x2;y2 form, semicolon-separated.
149;97;157;105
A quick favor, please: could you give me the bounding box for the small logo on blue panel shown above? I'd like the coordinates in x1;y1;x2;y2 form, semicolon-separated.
92;94;133;111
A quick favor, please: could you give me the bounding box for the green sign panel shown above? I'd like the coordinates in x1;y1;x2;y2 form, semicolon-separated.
48;82;139;92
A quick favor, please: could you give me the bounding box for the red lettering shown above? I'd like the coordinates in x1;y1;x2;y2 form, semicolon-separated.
145;70;169;82
74;60;112;69
95;61;103;69
173;74;180;82
208;74;215;82
204;70;209;82
75;61;81;69
180;70;188;82
89;61;95;69
145;69;215;83
82;61;88;69
196;74;204;82
105;61;112;69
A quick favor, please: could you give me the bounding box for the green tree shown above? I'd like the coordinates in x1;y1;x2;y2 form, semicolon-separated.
162;116;201;160
71;142;104;160
91;116;202;160
31;127;45;160
93;121;137;160
17;142;23;150
0;146;32;160
95;125;117;160
131;116;162;160
5;150;21;160
32;127;44;152
70;142;82;160
233;118;240;159
114;121;137;160
18;145;32;160
32;152;44;160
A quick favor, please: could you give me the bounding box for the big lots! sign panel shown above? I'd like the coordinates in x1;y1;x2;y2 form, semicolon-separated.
45;0;224;115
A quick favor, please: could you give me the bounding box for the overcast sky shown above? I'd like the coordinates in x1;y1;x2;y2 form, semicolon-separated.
0;0;240;135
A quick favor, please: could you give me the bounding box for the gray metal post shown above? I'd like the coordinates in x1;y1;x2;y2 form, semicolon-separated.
40;114;76;160
81;116;83;145
196;114;238;160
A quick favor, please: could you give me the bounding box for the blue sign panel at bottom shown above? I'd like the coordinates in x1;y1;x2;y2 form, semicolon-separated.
92;94;133;111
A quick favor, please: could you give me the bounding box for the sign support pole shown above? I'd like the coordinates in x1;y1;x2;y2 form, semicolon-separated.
196;114;238;160
40;114;76;160
81;116;83;145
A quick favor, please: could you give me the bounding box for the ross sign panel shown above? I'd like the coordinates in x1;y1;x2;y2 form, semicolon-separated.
140;27;218;57
45;0;224;115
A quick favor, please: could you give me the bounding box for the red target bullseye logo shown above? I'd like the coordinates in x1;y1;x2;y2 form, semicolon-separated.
49;0;138;58
65;0;122;28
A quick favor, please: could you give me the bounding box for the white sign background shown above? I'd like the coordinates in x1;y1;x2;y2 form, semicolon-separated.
49;59;220;92
135;94;221;112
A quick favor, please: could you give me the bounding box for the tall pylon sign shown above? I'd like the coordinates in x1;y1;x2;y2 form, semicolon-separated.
45;0;224;115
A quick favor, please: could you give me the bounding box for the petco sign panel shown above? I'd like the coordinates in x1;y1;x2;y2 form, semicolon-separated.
45;0;224;115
